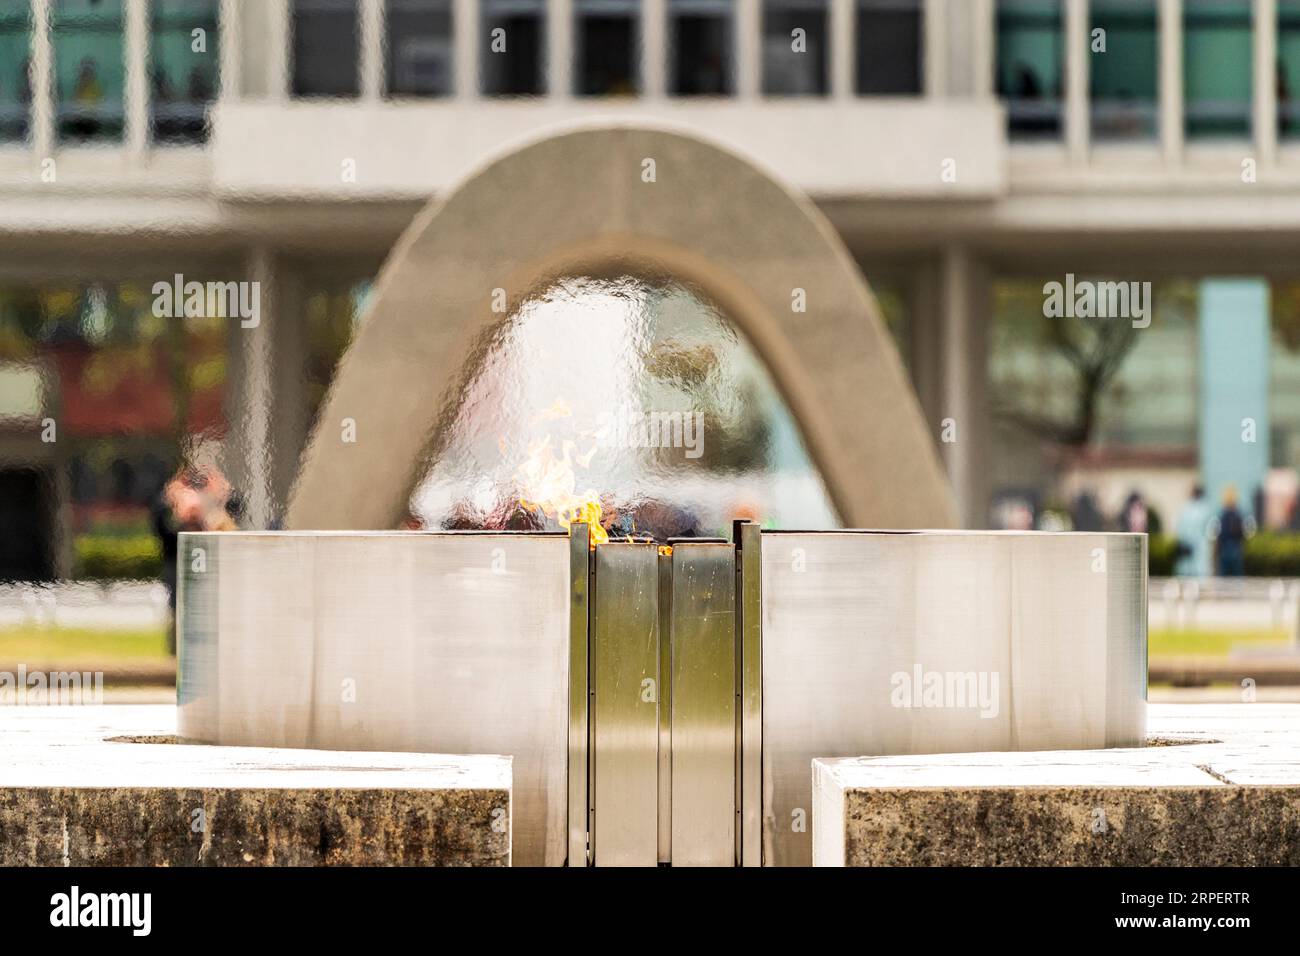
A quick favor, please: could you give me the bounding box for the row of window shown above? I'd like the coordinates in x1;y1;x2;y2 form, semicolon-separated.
296;0;923;99
0;0;924;146
1003;0;1300;142
0;1;1294;149
0;0;217;146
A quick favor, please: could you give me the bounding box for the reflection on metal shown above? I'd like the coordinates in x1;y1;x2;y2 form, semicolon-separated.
736;520;763;867
758;530;1147;867
666;540;736;866
591;542;660;866
176;530;572;868
568;524;591;867
656;547;673;864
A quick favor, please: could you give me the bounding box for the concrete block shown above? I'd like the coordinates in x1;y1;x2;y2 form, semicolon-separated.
813;703;1300;866
0;706;511;866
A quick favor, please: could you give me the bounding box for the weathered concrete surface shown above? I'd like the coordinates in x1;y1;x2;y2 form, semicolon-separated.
0;706;511;866
813;703;1300;866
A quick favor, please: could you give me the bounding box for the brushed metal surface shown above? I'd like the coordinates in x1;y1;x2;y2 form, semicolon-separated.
668;542;736;866
657;550;673;864
759;531;1147;867
591;542;660;866
737;521;763;867
568;524;591;867
177;531;571;867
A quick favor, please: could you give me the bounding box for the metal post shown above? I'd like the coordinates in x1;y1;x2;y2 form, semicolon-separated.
668;539;737;867
568;523;591;866
735;520;763;866
591;540;660;866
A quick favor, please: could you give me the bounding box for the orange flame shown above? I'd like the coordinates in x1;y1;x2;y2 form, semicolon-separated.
516;433;609;547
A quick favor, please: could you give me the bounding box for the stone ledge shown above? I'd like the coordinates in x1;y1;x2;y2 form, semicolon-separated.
813;703;1300;867
0;706;511;866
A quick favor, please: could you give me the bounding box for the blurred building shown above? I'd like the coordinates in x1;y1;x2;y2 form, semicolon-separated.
2;0;1300;579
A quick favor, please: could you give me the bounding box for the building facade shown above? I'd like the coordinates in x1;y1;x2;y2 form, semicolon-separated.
1;0;1299;578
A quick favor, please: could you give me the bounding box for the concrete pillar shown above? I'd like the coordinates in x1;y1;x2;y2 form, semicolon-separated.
644;0;667;97
360;0;385;100
125;0;149;156
1159;0;1183;164
31;0;53;159
455;0;478;98
269;0;291;101
1064;0;1089;164
550;0;573;97
737;0;760;98
1255;0;1278;166
227;250;308;529
925;0;948;97
831;0;854;99
219;0;243;99
907;260;943;429
970;0;995;99
937;246;990;529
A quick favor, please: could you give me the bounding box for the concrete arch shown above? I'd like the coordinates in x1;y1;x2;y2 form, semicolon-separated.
287;123;956;530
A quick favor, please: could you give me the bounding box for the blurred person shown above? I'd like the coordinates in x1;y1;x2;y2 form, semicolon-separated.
150;464;240;654
68;57;104;139
1119;491;1148;534
73;57;103;104
1215;484;1247;578
1071;490;1103;532
1174;484;1213;578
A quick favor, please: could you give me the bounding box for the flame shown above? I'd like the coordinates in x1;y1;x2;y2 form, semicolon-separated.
516;433;609;547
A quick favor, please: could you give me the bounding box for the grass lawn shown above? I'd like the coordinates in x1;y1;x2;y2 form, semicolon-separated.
0;625;169;664
1148;627;1293;658
0;624;1290;667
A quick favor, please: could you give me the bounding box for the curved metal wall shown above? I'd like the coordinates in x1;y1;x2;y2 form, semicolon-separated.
755;530;1147;867
177;531;573;867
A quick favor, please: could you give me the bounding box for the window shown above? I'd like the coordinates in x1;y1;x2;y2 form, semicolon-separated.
762;0;827;96
387;0;452;97
1279;0;1300;137
0;0;30;143
150;0;219;145
54;0;125;144
292;0;359;98
1271;280;1300;477
996;0;1063;139
576;0;639;96
1184;0;1251;139
669;0;732;96
1090;0;1157;141
856;0;922;95
482;0;544;96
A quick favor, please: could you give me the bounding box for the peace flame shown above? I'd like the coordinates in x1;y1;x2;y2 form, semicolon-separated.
516;433;609;547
